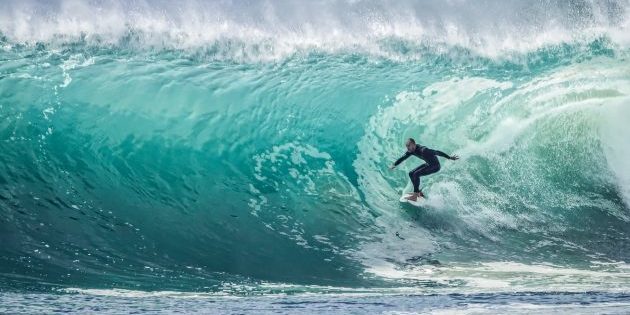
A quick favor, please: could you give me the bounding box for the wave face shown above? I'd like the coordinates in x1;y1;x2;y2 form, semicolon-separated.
1;0;630;293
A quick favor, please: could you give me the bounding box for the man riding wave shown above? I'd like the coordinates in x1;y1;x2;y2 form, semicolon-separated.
389;138;459;201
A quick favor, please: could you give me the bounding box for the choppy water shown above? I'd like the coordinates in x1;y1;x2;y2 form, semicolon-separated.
3;290;630;315
1;0;630;313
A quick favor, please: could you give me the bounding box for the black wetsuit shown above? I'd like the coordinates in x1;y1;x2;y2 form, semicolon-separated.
394;145;451;193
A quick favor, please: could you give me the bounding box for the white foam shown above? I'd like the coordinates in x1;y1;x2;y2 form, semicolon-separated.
351;76;518;276
58;54;94;88
373;260;630;293
600;100;630;207
1;1;629;60
351;55;630;278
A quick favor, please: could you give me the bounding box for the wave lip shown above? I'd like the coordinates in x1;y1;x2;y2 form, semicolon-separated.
1;0;629;60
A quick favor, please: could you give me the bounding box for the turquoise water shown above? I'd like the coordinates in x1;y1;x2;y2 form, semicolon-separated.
1;0;630;313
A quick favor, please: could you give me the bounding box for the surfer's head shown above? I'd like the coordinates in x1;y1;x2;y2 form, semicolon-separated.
405;138;416;152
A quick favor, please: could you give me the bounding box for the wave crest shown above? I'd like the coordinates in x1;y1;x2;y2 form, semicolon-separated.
1;0;629;60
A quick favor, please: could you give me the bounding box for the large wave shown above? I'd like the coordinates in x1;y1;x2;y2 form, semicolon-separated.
1;0;629;293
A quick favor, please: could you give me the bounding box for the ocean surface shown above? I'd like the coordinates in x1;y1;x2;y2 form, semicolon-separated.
1;0;630;313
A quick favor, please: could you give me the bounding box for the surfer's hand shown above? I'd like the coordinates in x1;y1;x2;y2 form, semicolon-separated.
450;155;460;160
389;165;396;170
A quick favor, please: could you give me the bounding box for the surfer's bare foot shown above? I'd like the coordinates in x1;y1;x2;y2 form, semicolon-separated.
405;193;418;201
405;191;425;201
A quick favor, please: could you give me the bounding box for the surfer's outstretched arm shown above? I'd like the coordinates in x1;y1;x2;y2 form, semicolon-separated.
390;152;411;169
434;150;459;160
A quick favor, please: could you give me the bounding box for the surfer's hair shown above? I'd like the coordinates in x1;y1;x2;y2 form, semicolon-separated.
407;138;416;144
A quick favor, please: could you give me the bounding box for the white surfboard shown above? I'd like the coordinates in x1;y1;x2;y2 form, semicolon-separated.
399;193;427;207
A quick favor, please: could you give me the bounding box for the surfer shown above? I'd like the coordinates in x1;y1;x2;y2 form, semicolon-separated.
389;138;459;201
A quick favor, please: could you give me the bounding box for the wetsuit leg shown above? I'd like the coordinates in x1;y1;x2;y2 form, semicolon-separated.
409;164;428;193
409;164;440;193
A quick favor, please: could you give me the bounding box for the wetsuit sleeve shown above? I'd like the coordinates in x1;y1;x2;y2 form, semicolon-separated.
433;150;451;159
394;152;412;166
